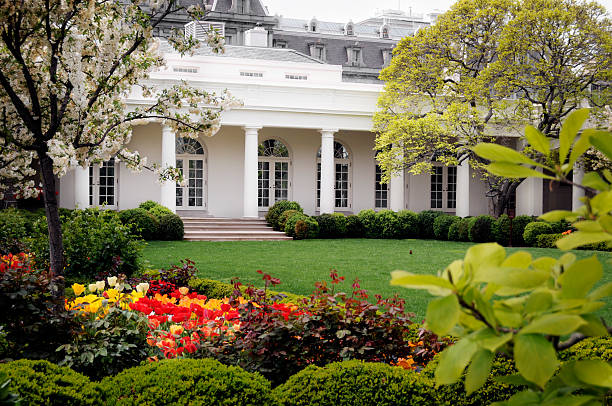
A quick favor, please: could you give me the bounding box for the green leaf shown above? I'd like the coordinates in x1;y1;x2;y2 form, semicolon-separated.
473;144;540;166
501;252;532;268
524;290;553;314
573;360;612;388
568;129;598;168
474;267;550;290
559;108;589;164
390;271;454;294
465;243;506;273
556;231;612;251
520;314;586;336
473;328;513;352
487;162;555;180
426;294;460;336
495;374;533;387
435;338;478;385
466;349;494;395
590;131;612;161
582;172;610;192
558;256;603;299
573;220;603;232
539;210;576;223
577;314;609;336
514;334;559;388
588;282;612;301
525;125;550;156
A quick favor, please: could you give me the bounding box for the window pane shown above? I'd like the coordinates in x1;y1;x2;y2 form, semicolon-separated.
431;167;443;209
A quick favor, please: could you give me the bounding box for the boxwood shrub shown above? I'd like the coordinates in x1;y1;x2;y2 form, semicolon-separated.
433;215;459;241
396;210;419;238
374;210;400;239
448;218;471;242
138;200;159;211
158;214;184;241
468;215;495;243
416;210;444;239
358;209;378;238
345;215;364;238
189;277;235;298
266;201;303;231
279;210;301;232
0;208;28;254
285;213;308;238
100;358;273;406
559;337;612;362
523;222;553;246
331;213;348;237
294;217;319;240
118;208;159;241
273;360;436;406
315;214;341;238
0;360;101;406
535;233;562;248
512;215;534;246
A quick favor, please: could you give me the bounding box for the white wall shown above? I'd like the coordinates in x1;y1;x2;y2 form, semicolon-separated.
59;170;76;209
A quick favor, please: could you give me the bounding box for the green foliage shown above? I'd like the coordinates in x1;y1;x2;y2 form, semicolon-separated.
279;210;300;232
273;360;436;406
417;210;444;239
118;208;159;241
448;218;471;242
345;215;364;238
396;210;419;238
511;216;534;247
189;277;234;299
158;214;184;241
468;215;495;243
374;210;400;239
0;372;20;405
266;201;303;231
331;213;348;237
0;209;27;255
523;222;553;247
148;205;173;220
99;358;273;405
57;307;152;381
357;209;379;238
559;337;612;363
285;213;308;238
492;214;511;246
294;217;319;240
0;360;101;406
29;209;141;279
314;214;338;238
138;201;158;211
434;215;459;241
535;233;562;249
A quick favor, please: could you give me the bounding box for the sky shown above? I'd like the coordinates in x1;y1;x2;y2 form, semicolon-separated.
261;0;612;22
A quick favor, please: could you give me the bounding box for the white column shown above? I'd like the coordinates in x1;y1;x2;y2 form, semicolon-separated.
456;158;471;217
74;166;89;209
160;126;176;213
572;164;585;212
516;176;543;216
319;129;337;214
243;126;261;218
389;147;405;211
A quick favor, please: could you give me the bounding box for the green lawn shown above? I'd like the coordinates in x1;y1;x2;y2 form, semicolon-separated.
142;239;612;321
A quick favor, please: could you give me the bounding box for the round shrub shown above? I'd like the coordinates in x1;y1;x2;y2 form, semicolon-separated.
358;209;378;238
512;215;534;246
0;208;28;254
345;215;364;238
0;359;101;406
523;221;553;246
416;210;445;239
274;360;435;406
448;218;471;242
314;214;335;238
189;278;235;299
433;215;459;241
374;210;400;239
331;213;348;237
148;205;173;220
492;214;511;246
559;336;612;362
294;217;319;240
138;200;159;211
535;233;562;248
285;213;308;238
158;214;184;241
100;358;273;406
266;201;303;231
549;219;572;234
119;208;159;240
468;215;495;243
279;210;301;232
396;210;419;238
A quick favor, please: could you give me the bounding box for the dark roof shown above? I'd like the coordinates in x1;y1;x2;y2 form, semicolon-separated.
212;0;268;16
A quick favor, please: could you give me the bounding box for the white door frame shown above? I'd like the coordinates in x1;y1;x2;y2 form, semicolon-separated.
176;154;207;210
430;165;457;212
89;158;119;210
258;156;292;210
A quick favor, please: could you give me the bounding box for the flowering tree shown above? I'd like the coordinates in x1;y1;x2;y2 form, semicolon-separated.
0;0;236;275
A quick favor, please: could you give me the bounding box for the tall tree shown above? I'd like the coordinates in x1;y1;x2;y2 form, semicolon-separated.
374;0;612;216
0;0;236;276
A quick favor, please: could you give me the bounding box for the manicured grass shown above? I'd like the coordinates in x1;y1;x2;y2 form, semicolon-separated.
142;239;612;321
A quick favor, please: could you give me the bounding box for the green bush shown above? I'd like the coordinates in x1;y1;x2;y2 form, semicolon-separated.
433;215;459;241
100;358;273;406
118;208;159;241
549;219;572;234
273;360;436;406
138;200;159;211
148;205;173;220
294;217;319;240
492;214;511;246
285;213;308;238
512;215;534;246
416;210;444;239
358;209;378;238
266;201;303;231
448;218;471;242
331;213;348;237
468;215;495;243
279;210;300;232
559;337;612;362
28;209;141;279
374;210;399;239
315;214;338;238
0;209;28;254
535;233;563;248
0;360;101;406
345;215;364;238
189;277;234;298
523;221;553;246
158;214;184;241
396;210;419;238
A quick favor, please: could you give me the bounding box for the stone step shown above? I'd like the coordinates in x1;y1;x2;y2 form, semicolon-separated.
184;224;272;230
180;216;289;242
181;217;266;222
184;236;293;241
183;221;268;227
184;230;286;236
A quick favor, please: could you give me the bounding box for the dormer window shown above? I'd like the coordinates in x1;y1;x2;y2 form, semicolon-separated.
309;43;326;61
231;0;250;14
345;21;354;36
309;18;318;32
346;46;362;66
380;24;390;39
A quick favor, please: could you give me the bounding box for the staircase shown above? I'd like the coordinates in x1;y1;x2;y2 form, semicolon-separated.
181;217;293;241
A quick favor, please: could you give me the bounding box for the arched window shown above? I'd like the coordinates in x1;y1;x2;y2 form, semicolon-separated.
317;141;351;209
309;17;318;32
176;137;204;155
176;137;206;209
258;139;291;208
345;21;354;36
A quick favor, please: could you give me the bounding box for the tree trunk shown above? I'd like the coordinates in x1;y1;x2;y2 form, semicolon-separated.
38;152;65;277
492;180;521;217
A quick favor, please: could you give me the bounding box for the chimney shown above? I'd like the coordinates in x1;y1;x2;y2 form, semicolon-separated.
244;26;268;47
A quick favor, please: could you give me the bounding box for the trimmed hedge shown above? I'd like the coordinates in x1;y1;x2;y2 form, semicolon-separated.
523;222;553;246
315;213;347;238
266;201;303;231
448;218;471;242
148;205;173;220
0;359;102;406
397;210;419;238
189;277;235;299
468;215;495;243
119;208;159;241
433;215;459;241
511;215;534;246
285;213;308;238
100;358;273;406
358;209;378;238
535;233;562;248
158;214;184;241
559;336;612;362
345;215;364;238
375;210;400;239
294;217;319;240
279;210;301;232
274;360;436;406
0;208;28;254
138;200;159;211
416;210;444;239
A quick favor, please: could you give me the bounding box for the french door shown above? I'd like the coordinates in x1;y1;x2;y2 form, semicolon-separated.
430;166;457;211
258;160;290;209
89;158;118;209
176;157;206;209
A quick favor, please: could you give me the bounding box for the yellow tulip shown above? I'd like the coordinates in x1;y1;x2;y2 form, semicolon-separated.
71;283;85;296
